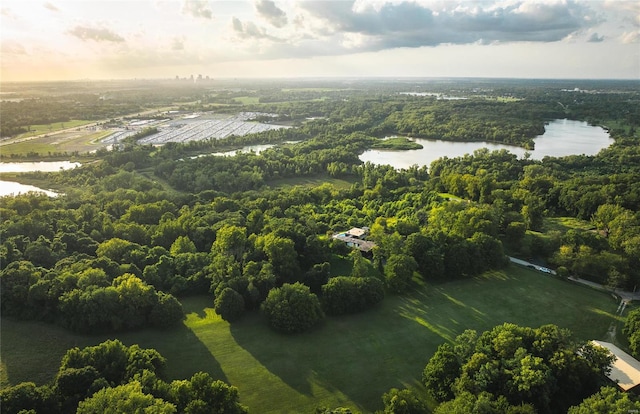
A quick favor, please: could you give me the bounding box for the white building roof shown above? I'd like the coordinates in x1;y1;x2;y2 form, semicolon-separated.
347;228;367;238
592;340;640;392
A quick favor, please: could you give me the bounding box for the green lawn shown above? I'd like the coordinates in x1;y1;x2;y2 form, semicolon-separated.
543;216;595;233
234;96;260;105
14;120;93;139
1;130;111;157
1;265;623;413
266;174;357;190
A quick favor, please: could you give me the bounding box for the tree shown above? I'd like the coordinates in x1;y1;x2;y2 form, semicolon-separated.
96;238;141;264
302;262;331;294
170;235;197;255
214;287;245;321
381;388;428;414
350;249;369;278
606;268;628;292
256;233;300;284
434;391;536;414
55;366;102;403
624;307;640;358
261;282;324;333
76;381;176;414
424;323;614;413
112;273;157;329
321;276;384;315
211;226;247;262
591;204;628;237
58;339;166;387
505;221;526;250
384;254;418;293
469;232;506;272
168;372;248;414
422;343;460;402
0;382;58;414
0;260;42;317
149;291;184;328
404;232;444;280
568;386;640;414
521;197;544;231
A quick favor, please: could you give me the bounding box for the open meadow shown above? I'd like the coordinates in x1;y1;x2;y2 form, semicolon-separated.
1;264;624;413
0;129;111;157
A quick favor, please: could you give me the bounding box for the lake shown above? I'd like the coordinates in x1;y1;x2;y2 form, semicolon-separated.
0;161;80;173
0;181;58;197
0;161;79;197
359;119;613;170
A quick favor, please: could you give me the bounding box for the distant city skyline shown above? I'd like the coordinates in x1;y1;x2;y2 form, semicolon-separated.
1;0;639;82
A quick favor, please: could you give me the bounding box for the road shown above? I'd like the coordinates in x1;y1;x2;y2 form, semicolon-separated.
508;255;640;302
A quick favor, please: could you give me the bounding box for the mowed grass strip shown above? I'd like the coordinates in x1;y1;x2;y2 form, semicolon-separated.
1;265;622;412
266;174;357;190
1;130;111;157
14;120;93;139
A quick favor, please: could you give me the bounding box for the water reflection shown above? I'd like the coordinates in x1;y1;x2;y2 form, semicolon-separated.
0;180;57;197
360;119;612;170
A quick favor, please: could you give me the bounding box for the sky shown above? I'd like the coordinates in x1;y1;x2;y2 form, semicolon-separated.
1;0;639;81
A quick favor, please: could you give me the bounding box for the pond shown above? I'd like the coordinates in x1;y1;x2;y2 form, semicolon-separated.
0;161;79;197
359;119;613;170
0;161;80;173
209;144;275;157
0;180;58;197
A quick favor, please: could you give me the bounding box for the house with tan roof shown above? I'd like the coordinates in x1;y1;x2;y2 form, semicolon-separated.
592;340;640;393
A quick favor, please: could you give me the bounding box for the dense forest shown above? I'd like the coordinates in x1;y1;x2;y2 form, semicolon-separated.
2;78;640;413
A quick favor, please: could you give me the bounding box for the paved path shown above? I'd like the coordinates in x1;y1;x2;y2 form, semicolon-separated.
568;276;640;302
509;255;640;302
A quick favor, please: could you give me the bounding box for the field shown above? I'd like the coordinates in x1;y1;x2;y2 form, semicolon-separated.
1;264;624;412
0;130;111;157
543;216;595;232
266;174;357;190
14;120;94;139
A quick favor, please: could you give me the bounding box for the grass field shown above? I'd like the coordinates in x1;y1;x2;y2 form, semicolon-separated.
14;120;94;139
543;216;595;233
267;174;357;190
234;96;261;105
1;130;112;157
1;265;624;413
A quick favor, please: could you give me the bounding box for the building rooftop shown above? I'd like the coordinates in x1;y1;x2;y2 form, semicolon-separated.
346;227;367;238
592;340;640;392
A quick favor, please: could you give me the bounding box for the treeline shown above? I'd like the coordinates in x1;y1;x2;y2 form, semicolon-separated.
0;80;224;138
0;96;141;137
0;339;247;414
377;99;552;148
429;141;640;289
407;323;627;414
1;152;510;335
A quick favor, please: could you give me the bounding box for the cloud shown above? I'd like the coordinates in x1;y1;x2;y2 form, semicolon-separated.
232;17;282;41
587;32;604;43
255;0;287;28
67;25;125;43
604;0;640;27
171;37;185;51
1;7;17;19
621;30;640;44
43;2;59;12
297;0;602;52
2;41;28;55
182;0;212;20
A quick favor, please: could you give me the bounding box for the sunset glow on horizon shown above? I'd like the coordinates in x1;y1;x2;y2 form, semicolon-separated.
1;0;639;82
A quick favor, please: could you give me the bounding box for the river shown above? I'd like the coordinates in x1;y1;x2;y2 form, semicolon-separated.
359;119;613;170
